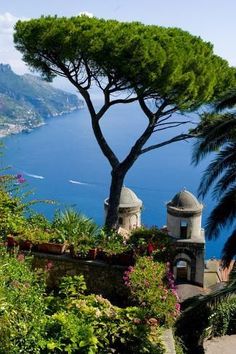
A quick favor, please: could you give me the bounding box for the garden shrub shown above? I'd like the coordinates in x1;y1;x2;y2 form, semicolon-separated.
0;189;27;237
124;256;180;327
207;297;236;337
0;249;165;353
128;226;175;262
0;249;47;353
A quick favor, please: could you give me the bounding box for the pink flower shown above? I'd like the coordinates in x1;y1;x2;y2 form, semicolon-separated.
17;253;25;262
16;174;26;184
45;260;53;271
133;318;141;324
175;303;181;312
147;242;154;255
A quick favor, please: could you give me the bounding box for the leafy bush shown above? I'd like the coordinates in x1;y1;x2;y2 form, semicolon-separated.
0;250;165;353
98;228;131;255
124;257;180;327
207;297;236;337
52;209;99;251
0;249;47;353
27;213;52;231
0;188;27;237
128;227;175;262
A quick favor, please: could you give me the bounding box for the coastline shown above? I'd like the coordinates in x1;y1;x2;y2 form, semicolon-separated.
0;122;45;138
0;106;83;139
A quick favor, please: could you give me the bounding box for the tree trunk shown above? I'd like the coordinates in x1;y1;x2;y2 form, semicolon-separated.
105;168;126;229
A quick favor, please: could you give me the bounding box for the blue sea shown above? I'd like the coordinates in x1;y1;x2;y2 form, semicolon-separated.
1;101;232;259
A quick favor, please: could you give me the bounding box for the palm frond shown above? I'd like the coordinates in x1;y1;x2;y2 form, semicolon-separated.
198;144;236;198
221;229;236;268
212;164;236;198
192;114;236;164
216;90;236;111
205;186;236;239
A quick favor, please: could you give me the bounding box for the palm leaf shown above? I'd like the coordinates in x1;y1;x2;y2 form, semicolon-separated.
198;144;236;198
205;186;236;239
221;229;236;268
192;114;236;164
216;90;236;111
212;164;236;198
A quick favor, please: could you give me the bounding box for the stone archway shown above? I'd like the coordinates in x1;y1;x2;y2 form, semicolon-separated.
173;251;196;284
176;260;189;281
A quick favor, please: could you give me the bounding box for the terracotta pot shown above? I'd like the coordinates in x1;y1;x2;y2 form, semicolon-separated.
87;248;97;260
7;235;18;248
19;239;33;251
37;242;66;254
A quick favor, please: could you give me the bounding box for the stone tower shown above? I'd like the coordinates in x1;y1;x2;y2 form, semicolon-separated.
104;187;142;232
166;189;205;286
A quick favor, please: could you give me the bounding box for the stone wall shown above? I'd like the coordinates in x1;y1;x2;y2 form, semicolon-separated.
32;253;130;306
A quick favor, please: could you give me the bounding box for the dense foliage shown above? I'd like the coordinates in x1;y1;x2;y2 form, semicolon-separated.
128;226;175;262
0;169;182;352
14;17;236;109
0;250;166;353
207;297;236;337
124;257;180;327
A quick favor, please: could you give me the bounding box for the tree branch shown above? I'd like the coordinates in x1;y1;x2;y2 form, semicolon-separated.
91;117;120;168
140;133;196;154
96;96;138;120
153;121;192;132
138;96;154;120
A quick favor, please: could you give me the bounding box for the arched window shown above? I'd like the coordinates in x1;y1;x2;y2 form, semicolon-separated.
176;260;188;281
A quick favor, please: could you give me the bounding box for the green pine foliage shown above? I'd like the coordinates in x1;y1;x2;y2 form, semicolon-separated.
14;16;236;110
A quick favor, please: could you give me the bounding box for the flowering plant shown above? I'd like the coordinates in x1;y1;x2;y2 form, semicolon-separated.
128;226;175;261
124;257;180;326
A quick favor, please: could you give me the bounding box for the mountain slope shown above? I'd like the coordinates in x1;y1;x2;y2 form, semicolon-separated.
0;64;83;137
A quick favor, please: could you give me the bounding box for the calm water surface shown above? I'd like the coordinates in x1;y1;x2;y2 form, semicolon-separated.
1;102;231;258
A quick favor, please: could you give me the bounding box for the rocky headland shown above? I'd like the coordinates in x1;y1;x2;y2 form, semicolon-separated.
0;64;83;137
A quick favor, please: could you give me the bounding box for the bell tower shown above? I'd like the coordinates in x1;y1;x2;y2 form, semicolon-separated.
167;189;205;286
104;186;142;232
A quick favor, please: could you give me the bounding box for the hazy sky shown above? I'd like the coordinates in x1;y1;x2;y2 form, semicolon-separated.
1;0;235;77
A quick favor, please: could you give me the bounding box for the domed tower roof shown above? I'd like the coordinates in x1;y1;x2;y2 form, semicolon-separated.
119;187;142;208
167;189;203;215
105;187;142;208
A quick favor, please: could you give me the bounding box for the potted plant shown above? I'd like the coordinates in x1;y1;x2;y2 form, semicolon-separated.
97;230;134;265
17;227;35;251
34;229;67;254
17;213;53;252
52;209;99;258
69;234;98;260
6;234;19;249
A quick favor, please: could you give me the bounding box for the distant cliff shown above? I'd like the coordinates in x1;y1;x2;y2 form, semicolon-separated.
0;64;83;137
